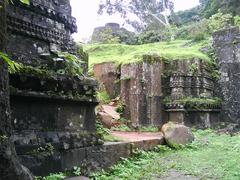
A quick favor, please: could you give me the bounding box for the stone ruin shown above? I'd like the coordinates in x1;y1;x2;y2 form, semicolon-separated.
91;22;135;44
5;0;102;176
4;0;240;176
93;26;240;128
213;27;240;124
94;57;221;129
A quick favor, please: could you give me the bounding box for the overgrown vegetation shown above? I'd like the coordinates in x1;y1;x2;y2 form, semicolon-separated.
91;130;240;179
0;50;86;78
164;97;222;109
36;130;240;179
96;120;122;142
28;143;55;156
96;90;111;104
36;166;82;180
84;40;211;70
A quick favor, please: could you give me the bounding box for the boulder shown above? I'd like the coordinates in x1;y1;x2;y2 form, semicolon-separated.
102;105;120;120
161;122;194;148
98;112;115;129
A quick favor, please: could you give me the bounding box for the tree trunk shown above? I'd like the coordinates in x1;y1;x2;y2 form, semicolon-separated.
0;1;34;179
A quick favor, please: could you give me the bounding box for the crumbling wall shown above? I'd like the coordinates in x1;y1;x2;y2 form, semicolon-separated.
120;55;165;127
4;0;101;175
94;55;220;128
213;27;240;123
93;62;120;98
164;59;220;128
166;59;214;99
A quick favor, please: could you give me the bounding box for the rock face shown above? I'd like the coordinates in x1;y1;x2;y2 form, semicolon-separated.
213;27;240;124
161;122;194;147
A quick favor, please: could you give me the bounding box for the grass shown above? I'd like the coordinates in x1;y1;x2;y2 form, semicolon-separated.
96;90;111;104
38;130;240;180
84;40;212;70
91;129;240;180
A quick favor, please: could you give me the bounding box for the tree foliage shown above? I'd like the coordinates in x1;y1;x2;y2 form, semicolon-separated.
200;0;240;18
208;12;233;33
170;6;201;26
98;0;174;32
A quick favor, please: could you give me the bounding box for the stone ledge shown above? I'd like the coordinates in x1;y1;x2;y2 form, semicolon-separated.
10;90;98;104
19;136;164;176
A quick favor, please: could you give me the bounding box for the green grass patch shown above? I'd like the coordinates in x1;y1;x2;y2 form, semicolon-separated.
38;130;240;179
138;126;160;132
91;130;240;180
84;40;212;71
96;90;111;104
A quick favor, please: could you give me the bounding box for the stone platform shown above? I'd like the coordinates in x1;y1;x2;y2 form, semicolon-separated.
21;131;164;176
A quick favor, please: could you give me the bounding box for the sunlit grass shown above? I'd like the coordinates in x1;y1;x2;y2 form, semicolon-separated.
84;40;211;71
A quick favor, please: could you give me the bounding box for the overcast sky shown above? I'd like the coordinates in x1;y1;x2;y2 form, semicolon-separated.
70;0;200;41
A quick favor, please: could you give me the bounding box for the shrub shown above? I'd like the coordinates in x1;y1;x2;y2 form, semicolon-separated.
137;30;164;44
208;12;233;33
96;90;111;104
234;16;240;28
175;19;208;40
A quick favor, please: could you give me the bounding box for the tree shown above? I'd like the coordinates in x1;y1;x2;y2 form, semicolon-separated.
0;0;33;179
98;0;174;32
200;0;240;18
170;6;201;26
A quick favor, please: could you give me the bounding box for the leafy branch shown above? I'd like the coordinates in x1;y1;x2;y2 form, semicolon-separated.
0;51;22;73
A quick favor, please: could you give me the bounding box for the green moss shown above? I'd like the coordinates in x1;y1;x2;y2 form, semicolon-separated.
27;143;55;157
0;135;8;144
120;76;131;81
164;97;222;109
84;40;212;71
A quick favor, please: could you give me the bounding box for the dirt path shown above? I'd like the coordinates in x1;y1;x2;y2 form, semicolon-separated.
111;131;163;142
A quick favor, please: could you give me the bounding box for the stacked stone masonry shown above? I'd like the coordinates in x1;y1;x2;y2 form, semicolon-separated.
94;56;221;128
5;0;102;175
213;27;240;123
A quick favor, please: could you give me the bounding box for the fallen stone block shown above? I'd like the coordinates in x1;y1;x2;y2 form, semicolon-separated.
98;112;115;128
161;122;194;148
102;105;120;120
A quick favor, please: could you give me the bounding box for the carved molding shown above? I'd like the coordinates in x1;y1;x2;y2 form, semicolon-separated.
7;15;70;45
10;0;77;33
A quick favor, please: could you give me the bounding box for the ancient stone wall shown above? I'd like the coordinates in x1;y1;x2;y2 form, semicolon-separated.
94;56;220;128
93;62;120;99
166;59;214;100
4;0;101;175
164;59;220;128
5;0;87;69
213;27;240;123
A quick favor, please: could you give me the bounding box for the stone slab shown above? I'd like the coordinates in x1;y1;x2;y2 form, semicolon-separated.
20;134;164;176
